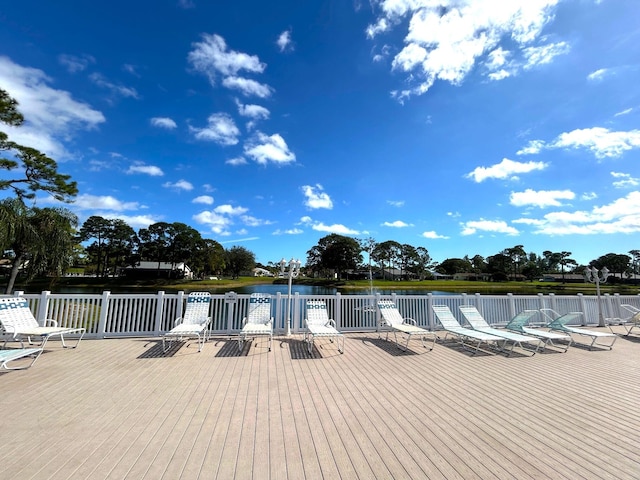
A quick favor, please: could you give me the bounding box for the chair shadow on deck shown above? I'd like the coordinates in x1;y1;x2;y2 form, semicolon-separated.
139;339;182;358
214;337;250;357
281;336;343;360
359;335;424;356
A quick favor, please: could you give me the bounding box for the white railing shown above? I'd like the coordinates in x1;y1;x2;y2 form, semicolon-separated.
4;290;640;339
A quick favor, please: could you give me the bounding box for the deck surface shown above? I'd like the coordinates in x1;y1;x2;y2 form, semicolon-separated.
1;328;640;479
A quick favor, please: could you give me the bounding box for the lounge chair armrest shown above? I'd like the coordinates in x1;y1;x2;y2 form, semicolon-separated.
174;317;184;326
327;319;337;328
403;317;417;326
241;317;248;327
43;318;58;327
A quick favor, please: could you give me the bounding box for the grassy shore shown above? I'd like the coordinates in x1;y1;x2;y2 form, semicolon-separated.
8;275;639;295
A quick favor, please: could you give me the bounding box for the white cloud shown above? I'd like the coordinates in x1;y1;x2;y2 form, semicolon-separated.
58;54;95;73
214;204;248;215
461;219;519;236
614;108;633;117
422;230;449;239
302;184;333;210
150;117;177;129
611;171;640;189
89;73;139;99
368;0;563;99
551;127;640;159
273;228;304;235
311;222;360;235
190;113;240;145
241;215;273;227
163;179;194;191
277;30;294;52
244;132;295;165
515;191;640;235
222;76;273;98
188;33;265;84
193;195;214;205
587;68;610;82
299;216;359;235
0;56;105;159
516;139;545;155
510;189;575;208
522;42;570;69
100;214;160;229
387;200;405;207
466;158;547;182
71;194;141;211
226;156;248;166
382;220;413;227
193;210;233;235
127;164;164;176
236;99;270;120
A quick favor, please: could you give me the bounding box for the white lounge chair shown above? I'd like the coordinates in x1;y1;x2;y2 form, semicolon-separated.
304;300;344;354
540;309;617;351
459;305;544;356
0;297;85;349
432;305;505;355
0;348;43;370
162;292;212;353
606;304;640;336
239;293;273;352
377;300;436;351
505;310;573;352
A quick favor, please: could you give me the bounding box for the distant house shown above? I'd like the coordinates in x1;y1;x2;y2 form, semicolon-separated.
122;261;193;280
253;267;274;277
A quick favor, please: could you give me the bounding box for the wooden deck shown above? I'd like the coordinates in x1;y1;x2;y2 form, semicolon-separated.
2;329;640;479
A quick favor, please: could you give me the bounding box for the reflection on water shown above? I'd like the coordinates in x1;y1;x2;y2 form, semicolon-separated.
48;284;456;296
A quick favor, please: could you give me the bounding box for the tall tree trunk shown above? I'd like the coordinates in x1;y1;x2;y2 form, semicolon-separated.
6;253;25;294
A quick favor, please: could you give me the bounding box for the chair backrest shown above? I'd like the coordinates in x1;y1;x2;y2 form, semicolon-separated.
432;305;464;330
547;312;583;328
246;293;272;325
459;305;491;329
306;300;330;327
505;310;539;331
182;292;212;326
377;301;405;327
0;297;39;332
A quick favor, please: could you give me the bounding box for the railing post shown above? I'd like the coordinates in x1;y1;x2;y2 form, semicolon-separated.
474;293;482;314
375;292;382;331
335;292;342;330
36;291;51;325
292;292;300;333
153;291;166;336
427;293;434;330
96;291;111;339
275;292;283;333
577;293;587;325
507;293;515;319
549;293;556;312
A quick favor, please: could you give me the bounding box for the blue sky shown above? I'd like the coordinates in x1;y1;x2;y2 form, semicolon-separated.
1;0;639;266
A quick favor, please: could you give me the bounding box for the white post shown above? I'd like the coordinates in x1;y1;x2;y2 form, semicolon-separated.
584;266;609;327
280;257;301;336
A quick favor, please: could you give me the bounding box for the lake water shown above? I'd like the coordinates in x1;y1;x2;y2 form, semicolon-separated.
45;284;456;296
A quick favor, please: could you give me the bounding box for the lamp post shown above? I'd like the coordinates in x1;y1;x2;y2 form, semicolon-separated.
584;266;609;327
280;257;301;336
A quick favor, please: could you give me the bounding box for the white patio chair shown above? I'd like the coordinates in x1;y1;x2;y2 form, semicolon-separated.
0;297;85;349
505;310;573;352
378;300;437;351
0;348;43;370
432;304;505;355
304;300;344;355
540;308;617;351
459;305;544;356
606;304;640;336
162;292;212;353
239;293;273;352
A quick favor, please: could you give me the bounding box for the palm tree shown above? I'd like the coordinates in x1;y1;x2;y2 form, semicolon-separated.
0;198;78;293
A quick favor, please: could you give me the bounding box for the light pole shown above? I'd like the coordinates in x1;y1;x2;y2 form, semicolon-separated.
280;257;301;336
584;266;609;327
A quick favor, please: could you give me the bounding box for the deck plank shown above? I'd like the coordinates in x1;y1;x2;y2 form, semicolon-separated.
1;330;640;479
